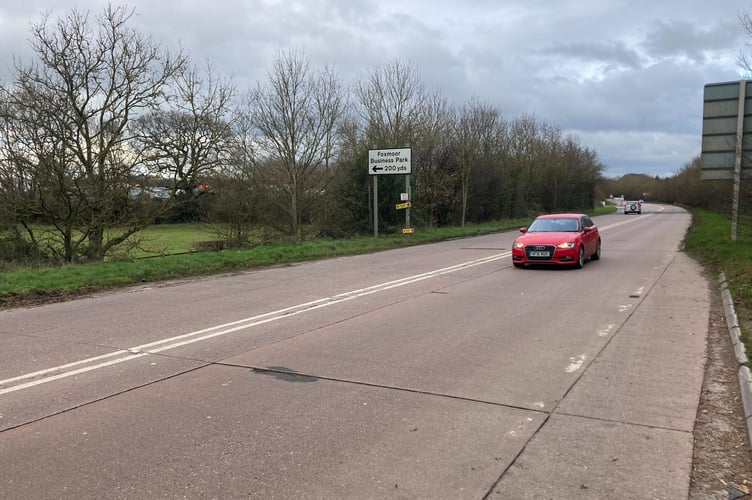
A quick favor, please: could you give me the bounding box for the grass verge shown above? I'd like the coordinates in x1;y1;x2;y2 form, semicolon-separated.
0;219;531;305
684;208;752;365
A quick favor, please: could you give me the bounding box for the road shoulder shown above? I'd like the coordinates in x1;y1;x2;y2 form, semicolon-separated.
689;273;752;498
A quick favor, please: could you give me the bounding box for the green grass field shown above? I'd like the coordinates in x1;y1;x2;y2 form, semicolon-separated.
131;223;217;255
683;208;752;362
0;218;532;299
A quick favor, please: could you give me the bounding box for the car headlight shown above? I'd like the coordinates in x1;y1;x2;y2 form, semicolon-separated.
513;242;524;249
557;242;575;249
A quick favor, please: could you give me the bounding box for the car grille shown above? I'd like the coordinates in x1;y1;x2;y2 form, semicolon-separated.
524;244;556;260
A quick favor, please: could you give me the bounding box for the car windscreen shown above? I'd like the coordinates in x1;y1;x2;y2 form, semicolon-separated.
528;218;579;232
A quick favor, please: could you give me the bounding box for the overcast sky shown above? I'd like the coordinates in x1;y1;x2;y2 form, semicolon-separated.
0;0;748;178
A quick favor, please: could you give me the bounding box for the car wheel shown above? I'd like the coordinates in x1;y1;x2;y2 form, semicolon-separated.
575;246;585;269
591;239;601;260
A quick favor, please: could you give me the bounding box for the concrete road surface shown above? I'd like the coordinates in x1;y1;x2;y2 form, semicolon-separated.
0;204;710;499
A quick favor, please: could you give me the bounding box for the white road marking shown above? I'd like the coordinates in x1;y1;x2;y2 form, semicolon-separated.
601;212;654;231
565;355;586;373
0;214;652;395
0;353;149;395
598;324;616;337
630;286;645;298
1;251;511;395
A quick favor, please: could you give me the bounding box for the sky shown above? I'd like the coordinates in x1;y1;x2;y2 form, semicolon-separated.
0;0;748;179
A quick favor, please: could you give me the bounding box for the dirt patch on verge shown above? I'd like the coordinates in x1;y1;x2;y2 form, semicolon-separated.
689;280;752;499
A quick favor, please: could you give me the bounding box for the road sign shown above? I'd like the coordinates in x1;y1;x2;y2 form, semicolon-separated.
368;148;412;175
396;201;411;210
402;228;414;234
701;80;750;241
701;80;752;180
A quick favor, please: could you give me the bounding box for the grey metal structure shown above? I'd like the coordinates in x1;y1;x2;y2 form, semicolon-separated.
701;80;750;240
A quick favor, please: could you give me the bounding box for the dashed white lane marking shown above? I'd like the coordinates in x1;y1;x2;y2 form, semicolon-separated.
599;324;616;337
565;354;586;373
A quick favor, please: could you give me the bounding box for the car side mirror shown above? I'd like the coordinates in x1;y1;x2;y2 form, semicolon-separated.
519;227;527;233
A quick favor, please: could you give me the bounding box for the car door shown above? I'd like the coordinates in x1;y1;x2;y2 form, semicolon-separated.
580;216;597;254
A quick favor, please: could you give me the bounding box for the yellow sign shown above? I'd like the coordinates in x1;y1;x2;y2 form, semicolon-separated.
396;202;412;210
402;228;414;234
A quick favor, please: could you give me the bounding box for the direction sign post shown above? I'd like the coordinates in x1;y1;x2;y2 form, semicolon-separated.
701;80;751;180
368;148;412;237
368;148;412;176
701;80;750;240
404;175;411;235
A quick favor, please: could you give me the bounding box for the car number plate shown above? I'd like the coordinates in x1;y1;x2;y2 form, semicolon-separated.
529;251;550;257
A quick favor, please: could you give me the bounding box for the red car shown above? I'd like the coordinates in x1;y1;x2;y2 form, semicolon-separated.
512;213;601;269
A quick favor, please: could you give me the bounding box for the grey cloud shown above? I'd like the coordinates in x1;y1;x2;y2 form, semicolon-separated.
543;40;645;69
640;19;745;64
0;0;748;178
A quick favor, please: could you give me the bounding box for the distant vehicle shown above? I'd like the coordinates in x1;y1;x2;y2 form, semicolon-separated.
624;201;642;215
512;213;601;269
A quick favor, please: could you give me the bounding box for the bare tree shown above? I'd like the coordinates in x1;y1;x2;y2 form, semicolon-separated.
0;95;43;262
453;98;502;226
410;90;456;227
205;106;263;248
355;60;438;229
245;49;347;240
133;61;235;220
498;114;544;216
0;5;186;262
355;59;426;148
740;9;752;74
